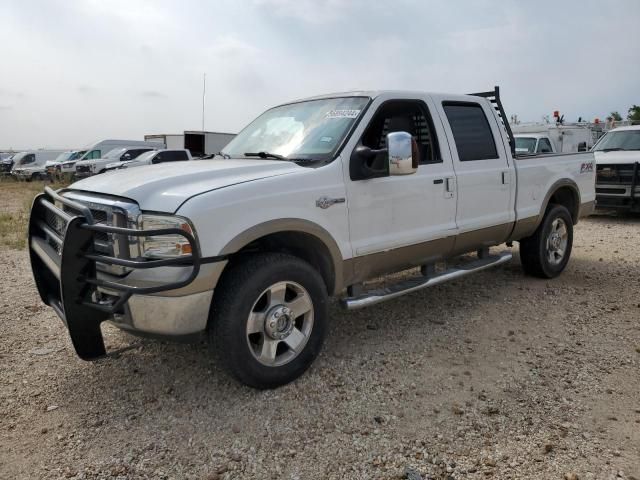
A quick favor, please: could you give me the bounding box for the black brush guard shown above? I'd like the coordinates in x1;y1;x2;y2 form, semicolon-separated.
28;186;202;360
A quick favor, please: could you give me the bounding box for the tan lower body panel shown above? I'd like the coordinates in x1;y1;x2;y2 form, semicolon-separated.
343;236;454;286
507;216;539;242
579;200;595;219
449;223;512;257
343;222;513;287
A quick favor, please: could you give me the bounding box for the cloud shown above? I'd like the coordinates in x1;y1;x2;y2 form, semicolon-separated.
139;90;168;99
76;85;97;95
251;0;352;24
0;0;639;149
0;88;25;98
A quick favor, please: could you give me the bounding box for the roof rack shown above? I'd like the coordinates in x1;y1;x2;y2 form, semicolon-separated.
470;86;515;156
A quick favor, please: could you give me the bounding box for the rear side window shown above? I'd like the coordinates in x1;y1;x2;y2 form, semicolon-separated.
442;102;498;161
537;138;553;153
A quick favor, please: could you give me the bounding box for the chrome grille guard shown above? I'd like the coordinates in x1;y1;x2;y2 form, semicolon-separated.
28;186;202;360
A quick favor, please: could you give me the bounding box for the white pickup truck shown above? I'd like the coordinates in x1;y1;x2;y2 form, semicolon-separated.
28;87;595;388
592;125;640;212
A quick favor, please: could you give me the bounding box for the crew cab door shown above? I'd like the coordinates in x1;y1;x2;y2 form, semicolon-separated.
343;95;458;274
434;97;515;248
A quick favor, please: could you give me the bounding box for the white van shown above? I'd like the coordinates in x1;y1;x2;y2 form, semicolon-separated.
11;150;67;180
76;139;165;163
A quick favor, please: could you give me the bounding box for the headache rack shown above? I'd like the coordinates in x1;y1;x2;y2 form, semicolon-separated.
470;86;516;157
28;186;202;360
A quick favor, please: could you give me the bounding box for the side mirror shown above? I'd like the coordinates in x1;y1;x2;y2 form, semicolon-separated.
387;131;417;175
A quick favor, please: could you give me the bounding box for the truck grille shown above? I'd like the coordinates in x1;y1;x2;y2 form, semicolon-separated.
44;191;141;275
596;163;639;185
76;165;92;173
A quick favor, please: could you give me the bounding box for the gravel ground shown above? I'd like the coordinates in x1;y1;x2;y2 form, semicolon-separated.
1;211;639;480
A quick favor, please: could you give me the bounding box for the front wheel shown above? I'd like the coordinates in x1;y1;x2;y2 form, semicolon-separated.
209;253;328;389
519;204;573;278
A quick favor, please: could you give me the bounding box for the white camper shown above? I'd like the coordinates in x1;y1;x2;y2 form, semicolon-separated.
512;124;593;154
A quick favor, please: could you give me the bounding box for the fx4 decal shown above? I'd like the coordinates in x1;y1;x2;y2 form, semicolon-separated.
580;162;594;174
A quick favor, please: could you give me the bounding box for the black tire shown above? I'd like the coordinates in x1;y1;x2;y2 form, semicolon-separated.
209;253;328;389
519;204;573;278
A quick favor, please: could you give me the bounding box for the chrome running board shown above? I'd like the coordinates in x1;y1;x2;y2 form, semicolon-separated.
341;251;513;310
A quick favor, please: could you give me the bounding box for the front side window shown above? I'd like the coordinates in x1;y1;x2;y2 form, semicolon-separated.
18;153;36;165
593;130;640;152
537;138;553;153
442;102;498;161
360;100;440;165
222;96;370;163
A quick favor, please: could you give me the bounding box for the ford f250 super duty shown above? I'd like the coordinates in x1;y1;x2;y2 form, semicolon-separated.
28;87;596;388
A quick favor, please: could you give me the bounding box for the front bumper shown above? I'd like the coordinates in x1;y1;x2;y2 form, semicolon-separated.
13;170;35;179
74;170;93;178
595;161;639;211
28;186;223;360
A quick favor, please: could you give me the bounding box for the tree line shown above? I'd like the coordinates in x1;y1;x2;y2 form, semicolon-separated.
609;105;640;123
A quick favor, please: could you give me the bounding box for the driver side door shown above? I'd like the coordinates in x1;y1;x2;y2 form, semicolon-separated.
343;95;458;279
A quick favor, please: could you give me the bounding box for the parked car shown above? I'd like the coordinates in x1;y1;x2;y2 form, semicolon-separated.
592;125;640;212
75;146;159;177
28;87;595;388
47;150;85;180
11;150;67;180
53;139;161;179
105;149;192;171
0;153;17;175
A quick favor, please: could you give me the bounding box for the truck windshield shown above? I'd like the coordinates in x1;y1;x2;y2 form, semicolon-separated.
222;96;370;163
102;148;127;160
69;150;86;161
515;137;537;154
593;130;640;151
133;151;157;163
53;152;74;163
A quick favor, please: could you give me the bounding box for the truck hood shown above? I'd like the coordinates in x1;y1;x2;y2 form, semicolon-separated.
68;159;303;212
594;150;640;165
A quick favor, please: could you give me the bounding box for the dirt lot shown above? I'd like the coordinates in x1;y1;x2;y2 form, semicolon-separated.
1;182;639;480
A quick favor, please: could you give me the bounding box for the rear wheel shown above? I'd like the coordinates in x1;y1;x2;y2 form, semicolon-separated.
519;204;573;278
209;253;328;389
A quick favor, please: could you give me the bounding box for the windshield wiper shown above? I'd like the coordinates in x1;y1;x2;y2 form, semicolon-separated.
244;151;287;160
599;148;625;152
216;151;231;159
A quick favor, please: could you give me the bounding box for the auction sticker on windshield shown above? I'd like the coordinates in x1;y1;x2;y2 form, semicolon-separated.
325;109;361;119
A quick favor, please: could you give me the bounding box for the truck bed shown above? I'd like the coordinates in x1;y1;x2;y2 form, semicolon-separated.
513;151;596;222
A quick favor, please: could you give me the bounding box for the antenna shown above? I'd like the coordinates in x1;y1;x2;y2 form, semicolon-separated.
201;73;206;131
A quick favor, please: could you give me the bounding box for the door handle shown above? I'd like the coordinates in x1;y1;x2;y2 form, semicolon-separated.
501;171;510;184
445;177;455;192
433;178;444;184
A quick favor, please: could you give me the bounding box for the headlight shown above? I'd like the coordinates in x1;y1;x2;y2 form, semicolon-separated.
139;214;196;258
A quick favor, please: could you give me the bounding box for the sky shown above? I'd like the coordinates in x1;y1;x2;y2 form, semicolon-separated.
1;0;639;150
